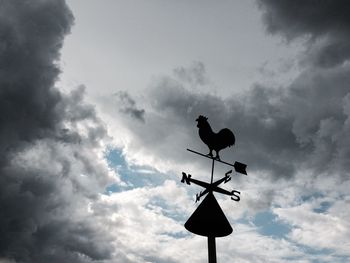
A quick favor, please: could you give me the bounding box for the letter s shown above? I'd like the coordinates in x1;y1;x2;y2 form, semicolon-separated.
231;190;240;202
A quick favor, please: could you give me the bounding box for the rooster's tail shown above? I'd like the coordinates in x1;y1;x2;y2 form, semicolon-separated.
218;128;235;147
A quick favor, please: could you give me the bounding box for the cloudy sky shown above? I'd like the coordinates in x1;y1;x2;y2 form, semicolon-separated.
1;0;350;262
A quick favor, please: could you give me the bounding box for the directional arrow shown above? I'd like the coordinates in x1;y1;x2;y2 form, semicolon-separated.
187;148;247;175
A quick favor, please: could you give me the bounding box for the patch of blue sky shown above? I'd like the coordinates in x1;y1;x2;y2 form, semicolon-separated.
252;210;291;239
104;147;176;193
160;231;190;239
300;192;333;214
300;245;333;257
104;147;198;227
301;192;325;202
313;201;332;214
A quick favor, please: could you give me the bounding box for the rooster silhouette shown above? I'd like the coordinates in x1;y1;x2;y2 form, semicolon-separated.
196;115;235;160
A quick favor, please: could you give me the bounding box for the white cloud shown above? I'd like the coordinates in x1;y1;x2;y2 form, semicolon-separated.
87;179;324;263
274;198;350;256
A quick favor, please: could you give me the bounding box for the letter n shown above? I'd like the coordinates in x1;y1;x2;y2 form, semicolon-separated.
181;172;191;185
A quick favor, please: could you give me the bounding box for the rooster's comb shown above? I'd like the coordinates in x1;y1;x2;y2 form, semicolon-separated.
196;115;208;121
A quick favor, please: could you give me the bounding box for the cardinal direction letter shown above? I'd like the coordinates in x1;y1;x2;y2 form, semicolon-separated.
181;172;191;185
231;190;241;202
224;170;232;183
195;189;209;203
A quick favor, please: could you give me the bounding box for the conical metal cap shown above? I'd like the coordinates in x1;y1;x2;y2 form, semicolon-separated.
185;192;232;237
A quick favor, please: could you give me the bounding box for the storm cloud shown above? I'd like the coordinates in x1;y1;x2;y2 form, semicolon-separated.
100;3;350;258
115;64;350;182
2;0;350;262
0;1;115;262
255;0;350;177
258;0;350;67
113;1;350;184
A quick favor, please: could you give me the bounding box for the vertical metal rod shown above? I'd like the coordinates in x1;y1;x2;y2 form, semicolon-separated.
208;236;217;263
210;158;215;184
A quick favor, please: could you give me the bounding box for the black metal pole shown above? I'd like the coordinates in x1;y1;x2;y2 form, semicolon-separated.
207;236;217;263
210;158;215;184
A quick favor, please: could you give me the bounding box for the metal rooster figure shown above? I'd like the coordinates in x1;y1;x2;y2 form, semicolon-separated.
196;115;235;160
181;115;247;263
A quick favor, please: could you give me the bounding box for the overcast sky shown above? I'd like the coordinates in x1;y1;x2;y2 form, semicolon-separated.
1;0;350;262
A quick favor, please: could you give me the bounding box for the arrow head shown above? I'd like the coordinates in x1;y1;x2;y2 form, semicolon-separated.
233;162;247;175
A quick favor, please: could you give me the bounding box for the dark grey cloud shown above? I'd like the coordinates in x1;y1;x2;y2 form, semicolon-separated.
121;1;350;181
120;59;350;182
0;1;115;262
140;1;350;181
147;76;299;179
252;0;350;178
114;91;145;122
257;0;350;67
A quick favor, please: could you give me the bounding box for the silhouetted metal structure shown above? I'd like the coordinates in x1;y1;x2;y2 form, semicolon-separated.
181;116;247;263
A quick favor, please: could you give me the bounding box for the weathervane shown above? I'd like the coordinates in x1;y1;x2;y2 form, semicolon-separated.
181;115;247;263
